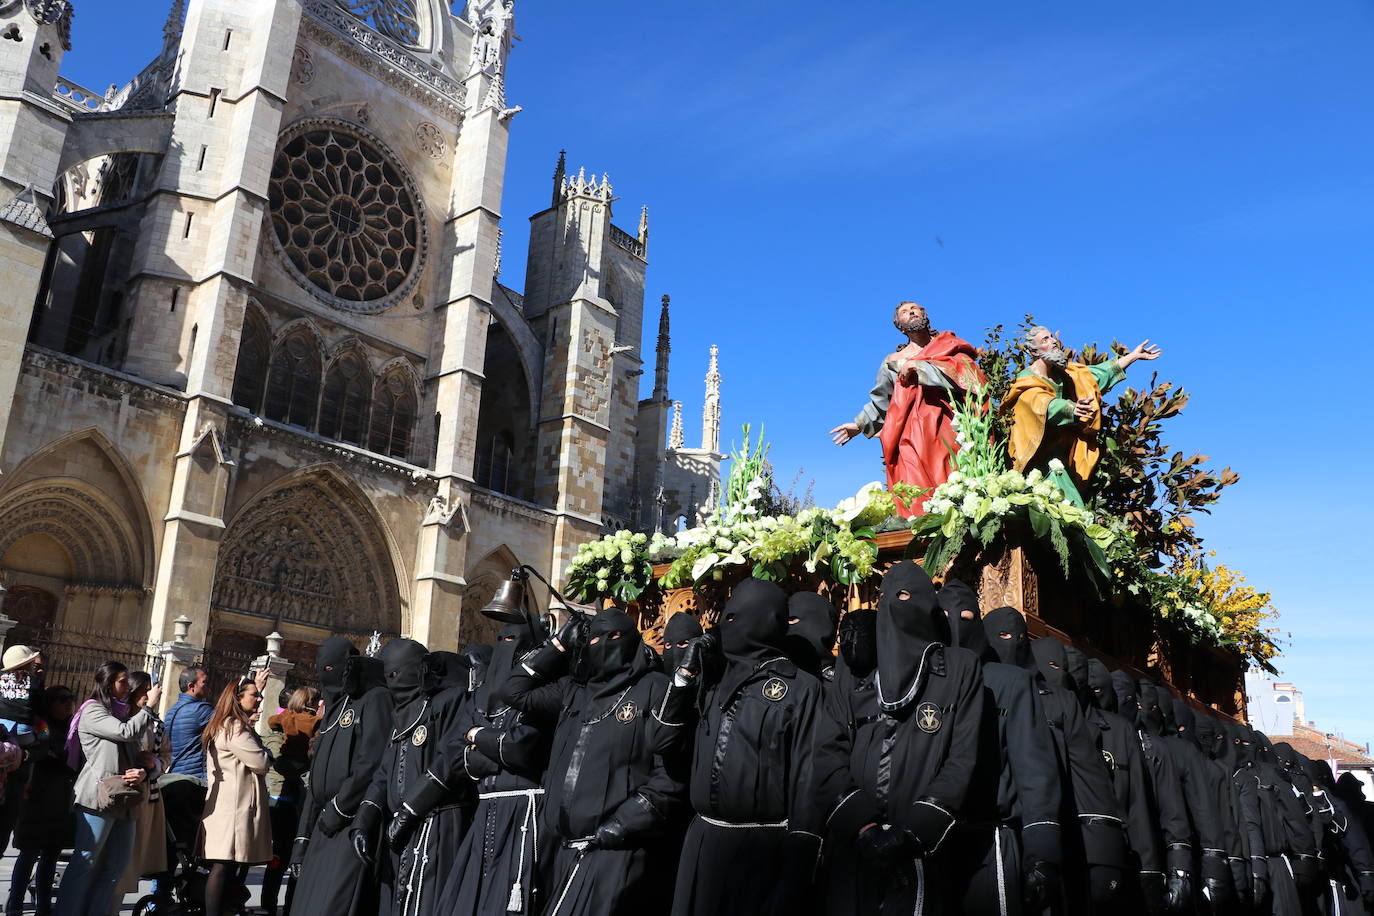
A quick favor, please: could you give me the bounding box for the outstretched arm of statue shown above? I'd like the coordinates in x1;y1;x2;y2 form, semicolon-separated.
1117;340;1161;372
833;361;898;444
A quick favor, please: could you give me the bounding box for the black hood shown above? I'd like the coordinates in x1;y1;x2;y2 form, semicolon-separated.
1031;636;1072;692
1337;772;1367;807
1172;699;1198;749
720;578;787;663
1111;670;1139;721
479;621;537;716
379;638;429;722
1063;645;1092;710
1192;714;1220;760
584;608;651;703
316;636;359;708
425;651;470;693
661;613;703;674
1087;659;1117;713
1137;681;1166;736
784;592;839;677
1304;757;1336;791
1233;725;1260;767
982;606;1032;670
1216;721;1242;771
464;644;493;693
837;608;877;681
876;560;946;711
938;578;990;662
1159;693;1178;734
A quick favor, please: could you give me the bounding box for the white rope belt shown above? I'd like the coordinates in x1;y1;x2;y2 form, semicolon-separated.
698;814;788;829
480;788;546;800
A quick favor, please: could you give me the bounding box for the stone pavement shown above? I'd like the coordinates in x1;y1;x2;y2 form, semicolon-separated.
0;848;269;913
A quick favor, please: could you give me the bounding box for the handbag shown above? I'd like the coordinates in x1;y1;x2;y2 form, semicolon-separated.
94;743;149;816
95;774;146;814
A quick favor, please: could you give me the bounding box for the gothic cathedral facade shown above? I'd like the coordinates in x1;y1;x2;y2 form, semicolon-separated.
0;0;720;691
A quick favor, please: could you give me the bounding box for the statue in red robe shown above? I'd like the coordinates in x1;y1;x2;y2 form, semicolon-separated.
831;302;984;516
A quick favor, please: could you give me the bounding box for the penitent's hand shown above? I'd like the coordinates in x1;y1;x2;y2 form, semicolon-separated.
830;423;859;446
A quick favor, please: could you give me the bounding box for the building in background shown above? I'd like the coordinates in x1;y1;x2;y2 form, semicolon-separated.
0;0;719;696
1246;668;1374;792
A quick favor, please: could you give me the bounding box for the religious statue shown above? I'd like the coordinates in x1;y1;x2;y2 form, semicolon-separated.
1003;326;1161;506
830;301;984;515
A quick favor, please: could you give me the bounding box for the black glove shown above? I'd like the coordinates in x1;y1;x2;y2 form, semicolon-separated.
351;826;372;864
1088;864;1124;906
1023;858;1061;912
287;837;308;879
1228;858;1251;904
1358;872;1374;910
856;824;913;867
555;615;585;653
678;633;717;680
1252;873;1270;909
1200;851;1234;913
387;808;422;853
1141;872;1167;916
317;800;350;837
1166;869;1193;913
590;817;628;850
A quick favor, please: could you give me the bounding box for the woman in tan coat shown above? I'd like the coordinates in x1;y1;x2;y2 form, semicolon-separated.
197;673;272;916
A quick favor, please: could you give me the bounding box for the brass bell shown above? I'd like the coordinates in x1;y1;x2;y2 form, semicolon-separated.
481;568;529;623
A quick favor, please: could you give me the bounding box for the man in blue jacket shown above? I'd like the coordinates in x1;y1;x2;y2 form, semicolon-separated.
166;666;213;779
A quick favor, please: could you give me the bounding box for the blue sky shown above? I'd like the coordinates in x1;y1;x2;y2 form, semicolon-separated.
66;3;1374;744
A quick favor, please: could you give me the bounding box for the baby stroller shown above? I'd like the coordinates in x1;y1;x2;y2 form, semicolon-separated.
130;775;250;916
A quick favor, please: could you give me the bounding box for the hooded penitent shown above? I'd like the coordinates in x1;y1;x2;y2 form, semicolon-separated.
1191;713;1220;760
784;592;840;677
379;638;429;727
1062;644;1093;710
1087;658;1117;713
1136;681;1166;736
836;608;877;680
875;560;947;711
464;644;492;692
1111;671;1139;722
478;620;537;717
1171;699;1199;750
426;651;471;692
661;613;704;674
583;608;651;704
982;605;1032;670
717;578;788;704
937;578;990;662
316;636;359;709
1030;635;1073;691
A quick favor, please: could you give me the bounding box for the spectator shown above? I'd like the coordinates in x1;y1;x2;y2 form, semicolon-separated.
113;672;170;908
7;684;77;916
166;666;213;779
198;672;272;916
258;686;320;916
52;660;161;916
0;645;44;852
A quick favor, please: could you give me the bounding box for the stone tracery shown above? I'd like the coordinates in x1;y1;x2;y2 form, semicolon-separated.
212;469;403;636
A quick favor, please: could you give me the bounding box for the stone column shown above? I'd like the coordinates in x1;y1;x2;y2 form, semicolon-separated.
156;614;202;716
251;631;293;738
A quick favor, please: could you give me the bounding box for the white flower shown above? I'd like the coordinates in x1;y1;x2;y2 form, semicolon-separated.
960;493;980;517
947;471;964;485
1047;458;1066;474
1026;468;1043;484
991;497;1011;516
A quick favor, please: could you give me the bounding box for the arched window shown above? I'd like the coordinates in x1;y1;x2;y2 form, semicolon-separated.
264;333;322;429
231;309;271;411
369;371;416;460
320;351;372;445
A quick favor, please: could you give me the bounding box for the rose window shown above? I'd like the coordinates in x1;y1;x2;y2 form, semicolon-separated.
267;124;425;312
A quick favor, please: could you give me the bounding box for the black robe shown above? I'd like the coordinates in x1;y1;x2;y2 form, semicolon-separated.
292;685;392;916
671;655;842;916
360;688;473;916
1083;704;1161;879
827;643;985;916
503;657;689;915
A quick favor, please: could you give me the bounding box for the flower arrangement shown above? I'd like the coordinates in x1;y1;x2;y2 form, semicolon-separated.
909;384;1118;584
564;530;656;604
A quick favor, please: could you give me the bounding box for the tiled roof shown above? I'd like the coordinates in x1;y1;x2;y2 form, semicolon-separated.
1269;725;1374;767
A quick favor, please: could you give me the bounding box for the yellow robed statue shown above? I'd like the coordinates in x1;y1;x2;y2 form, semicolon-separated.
1004;326;1161;506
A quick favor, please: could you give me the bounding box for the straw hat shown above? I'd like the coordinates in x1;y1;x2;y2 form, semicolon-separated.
1;645;40;672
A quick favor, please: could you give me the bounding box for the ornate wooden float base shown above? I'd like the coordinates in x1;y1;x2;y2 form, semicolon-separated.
628;530;1245;719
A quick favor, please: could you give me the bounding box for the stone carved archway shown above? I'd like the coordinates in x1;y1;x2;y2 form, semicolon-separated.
459;545;520;649
0;477;145;587
212;466;406;638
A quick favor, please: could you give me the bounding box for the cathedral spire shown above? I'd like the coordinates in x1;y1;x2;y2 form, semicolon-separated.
161;0;187;57
702;345;721;453
551;149;566;208
669;401;684;450
652;294;670;400
638;205;650;250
